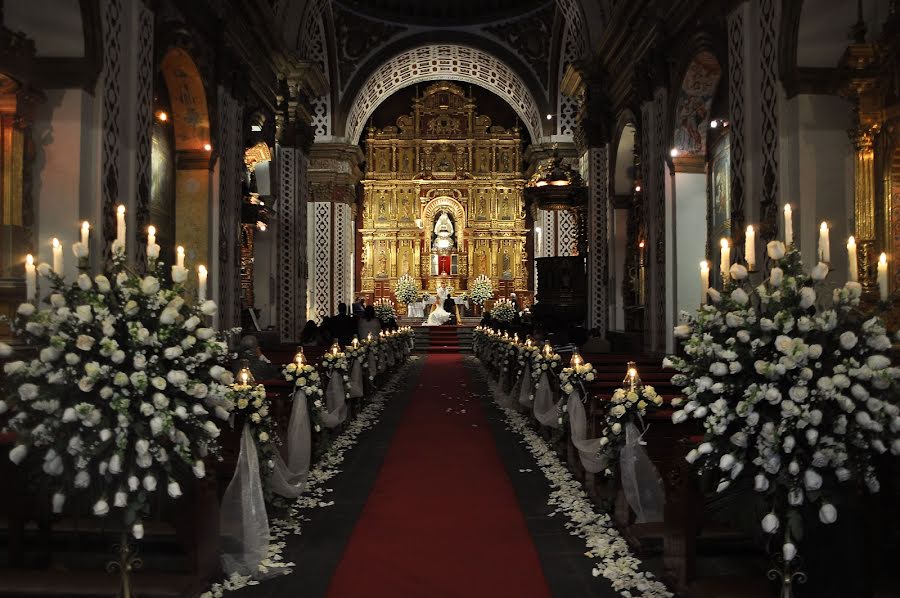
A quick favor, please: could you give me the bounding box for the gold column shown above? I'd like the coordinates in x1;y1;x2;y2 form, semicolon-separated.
852;125;880;296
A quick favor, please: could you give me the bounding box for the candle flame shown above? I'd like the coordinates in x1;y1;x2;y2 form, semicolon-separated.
117;205;125;215
148;225;156;236
746;225;754;234
52;238;60;248
177;246;184;255
26;254;33;266
82;221;90;231
628;367;637;379
720;238;729;249
784;203;791;213
700;260;709;270
198;265;207;276
820;221;828;232
879;252;888;265
848;235;855;246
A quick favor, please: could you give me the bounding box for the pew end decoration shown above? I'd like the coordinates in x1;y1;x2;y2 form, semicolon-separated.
666;240;900;590
0;207;235;598
491;298;517;323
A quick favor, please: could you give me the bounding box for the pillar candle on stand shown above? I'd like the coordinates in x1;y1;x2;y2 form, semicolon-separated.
116;205;126;248
80;221;90;246
147;226;160;261
877;253;889;301
197;265;207;301
818;222;830;263
847;236;858;282
700;260;710;304
25;254;36;301
51;238;63;276
745;225;756;270
720;238;731;282
783;204;793;247
176;246;185;268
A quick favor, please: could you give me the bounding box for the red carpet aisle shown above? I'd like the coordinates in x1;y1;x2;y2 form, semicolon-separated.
326;353;552;598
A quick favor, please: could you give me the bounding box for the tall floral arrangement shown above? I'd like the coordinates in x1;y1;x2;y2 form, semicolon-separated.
394;275;419;305
226;382;278;501
666;241;900;565
470;275;494;306
0;238;233;539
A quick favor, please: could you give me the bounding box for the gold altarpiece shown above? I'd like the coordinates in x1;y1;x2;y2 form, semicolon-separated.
359;82;530;301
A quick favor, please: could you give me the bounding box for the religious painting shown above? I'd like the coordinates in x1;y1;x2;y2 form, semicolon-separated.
709;133;731;250
673;51;721;156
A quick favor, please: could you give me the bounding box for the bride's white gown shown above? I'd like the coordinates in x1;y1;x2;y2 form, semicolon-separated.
423;287;451;326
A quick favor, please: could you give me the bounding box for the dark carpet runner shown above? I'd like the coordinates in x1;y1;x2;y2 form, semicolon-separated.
326;353;552;598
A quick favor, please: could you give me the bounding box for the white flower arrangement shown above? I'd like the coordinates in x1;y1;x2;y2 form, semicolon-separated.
372;298;396;323
394;275;419;305
592;385;662;475
282;360;326;433
666;241;900;564
322;346;351;399
226;383;279;501
531;347;562;388
491;298;517;323
470;275;494;306
1;248;234;539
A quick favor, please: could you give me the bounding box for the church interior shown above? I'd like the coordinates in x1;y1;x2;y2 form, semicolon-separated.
1;1;900;596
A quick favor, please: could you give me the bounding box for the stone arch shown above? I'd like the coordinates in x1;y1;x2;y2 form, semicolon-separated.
343;44;546;145
160;47;211;152
422;195;467;234
611;112;638;195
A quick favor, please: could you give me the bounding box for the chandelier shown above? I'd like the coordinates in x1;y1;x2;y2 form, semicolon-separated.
524;151;586;211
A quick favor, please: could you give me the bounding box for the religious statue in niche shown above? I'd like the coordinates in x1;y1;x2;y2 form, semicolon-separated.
401;152;412;173
479;152;490;173
378;194;389;220
378;249;388;277
434;150;454;173
400;248;411;275
499;150;511;172
476;249;487;275
476;193;488;220
502;249;513;280
500;193;512;220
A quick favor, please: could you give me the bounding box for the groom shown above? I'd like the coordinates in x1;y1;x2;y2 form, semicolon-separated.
442;288;457;325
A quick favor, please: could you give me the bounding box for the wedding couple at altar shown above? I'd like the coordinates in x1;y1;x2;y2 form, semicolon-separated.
422;282;456;326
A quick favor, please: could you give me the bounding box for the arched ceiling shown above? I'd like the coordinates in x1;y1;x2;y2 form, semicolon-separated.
276;0;598;145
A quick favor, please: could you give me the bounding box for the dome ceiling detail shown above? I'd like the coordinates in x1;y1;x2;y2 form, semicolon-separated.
337;0;551;26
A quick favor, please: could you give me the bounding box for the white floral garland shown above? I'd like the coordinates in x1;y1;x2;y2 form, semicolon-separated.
201;356;421;597
468;356;673;598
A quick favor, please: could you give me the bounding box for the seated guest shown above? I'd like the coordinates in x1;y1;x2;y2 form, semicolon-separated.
358;305;382;339
300;320;319;346
332;302;356;346
233;334;280;380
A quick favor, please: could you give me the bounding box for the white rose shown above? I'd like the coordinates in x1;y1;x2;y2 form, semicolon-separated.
203;421;221;438
192;460;206;479
731;288;749;306
140;276;160;295
729;263;748;281
804;469;823;491
200;300;218;316
783;542;797;562
74;470;90;488
132;522;144;539
75;305;93;323
153;393;169;410
684;448;699;464
719;454;736;470
167;481;182;498
707;288;721;303
611;422;622;435
39;347;60;363
94;275;111;293
114;491;127;508
196;328;215;340
767;241;786;260
761;512;779;533
76;273;92;291
769;267;784;287
76;335;95;351
150;417;164;436
867;355;890;371
17;302;36;317
142;475;157;492
163;346;183;360
819;503;838;524
672;410;688;424
799;287;816;309
37;262;51;277
774;335;793;354
93;499;109;516
811;262;829;281
709;362;728;376
52;492;66;513
183;316;200;331
674;325;691;338
736;330;750;343
807;344;823;359
171;266;188;283
151;377;167;390
754;474;769;492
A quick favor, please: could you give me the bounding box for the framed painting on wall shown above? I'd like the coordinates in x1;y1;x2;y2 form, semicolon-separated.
709;133;732;259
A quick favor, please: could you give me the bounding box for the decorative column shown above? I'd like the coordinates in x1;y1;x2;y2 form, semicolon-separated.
307;143;363;322
216;85;244;330
276;146;310;342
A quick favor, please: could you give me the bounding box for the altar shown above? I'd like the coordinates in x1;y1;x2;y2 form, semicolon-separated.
357;82;531;302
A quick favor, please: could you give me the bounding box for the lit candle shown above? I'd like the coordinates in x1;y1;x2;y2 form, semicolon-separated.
24;254;36;301
51;238;63;276
570;351;583;367
877;253;889;301
720;238;731;281
847;236;858;282
148;225;156;249
745;225;756;270
367;332;373;342
295;347;305;367
352;336;359;348
80;221;90;246
116;205;126;248
197;265;207;301
818;222;830;263
176;246;185;268
543;342;553;357
700;260;710;304
783;204;793;247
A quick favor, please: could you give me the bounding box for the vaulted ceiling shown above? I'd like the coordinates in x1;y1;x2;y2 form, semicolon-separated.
272;0;607;144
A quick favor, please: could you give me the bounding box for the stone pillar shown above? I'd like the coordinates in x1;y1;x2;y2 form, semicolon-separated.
307;143;363;322
276;146;310;342
583;146;609;334
216;86;244;330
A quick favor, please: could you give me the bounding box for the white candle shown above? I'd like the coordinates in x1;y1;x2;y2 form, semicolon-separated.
745;225;756;270
198;265;207;301
116;205;126;248
176;246;185;268
80;221;90;246
25;254;36;301
720;238;731;281
847;236;858;282
51;238;63;276
783;204;793;247
877;253;889;301
700;260;710;304
818;222;830;263
148;225;156;248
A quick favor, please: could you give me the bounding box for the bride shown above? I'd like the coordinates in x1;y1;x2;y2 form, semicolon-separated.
423;283;451;326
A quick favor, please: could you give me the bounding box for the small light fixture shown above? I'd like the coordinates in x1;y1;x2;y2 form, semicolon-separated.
156;111;168;122
570;350;583;367
543;342;553;357
257;221;267;232
670;148;679;158
710;119;719;129
622;361;642;391
534;226;542;235
250;124;262;132
634;184;641;192
546;113;553;120
331;340;341;356
294;346;305;367
203;143;212;152
639;240;645;249
237;359;254;386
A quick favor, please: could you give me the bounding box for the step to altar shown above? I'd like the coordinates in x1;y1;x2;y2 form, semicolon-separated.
408;325;475;354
